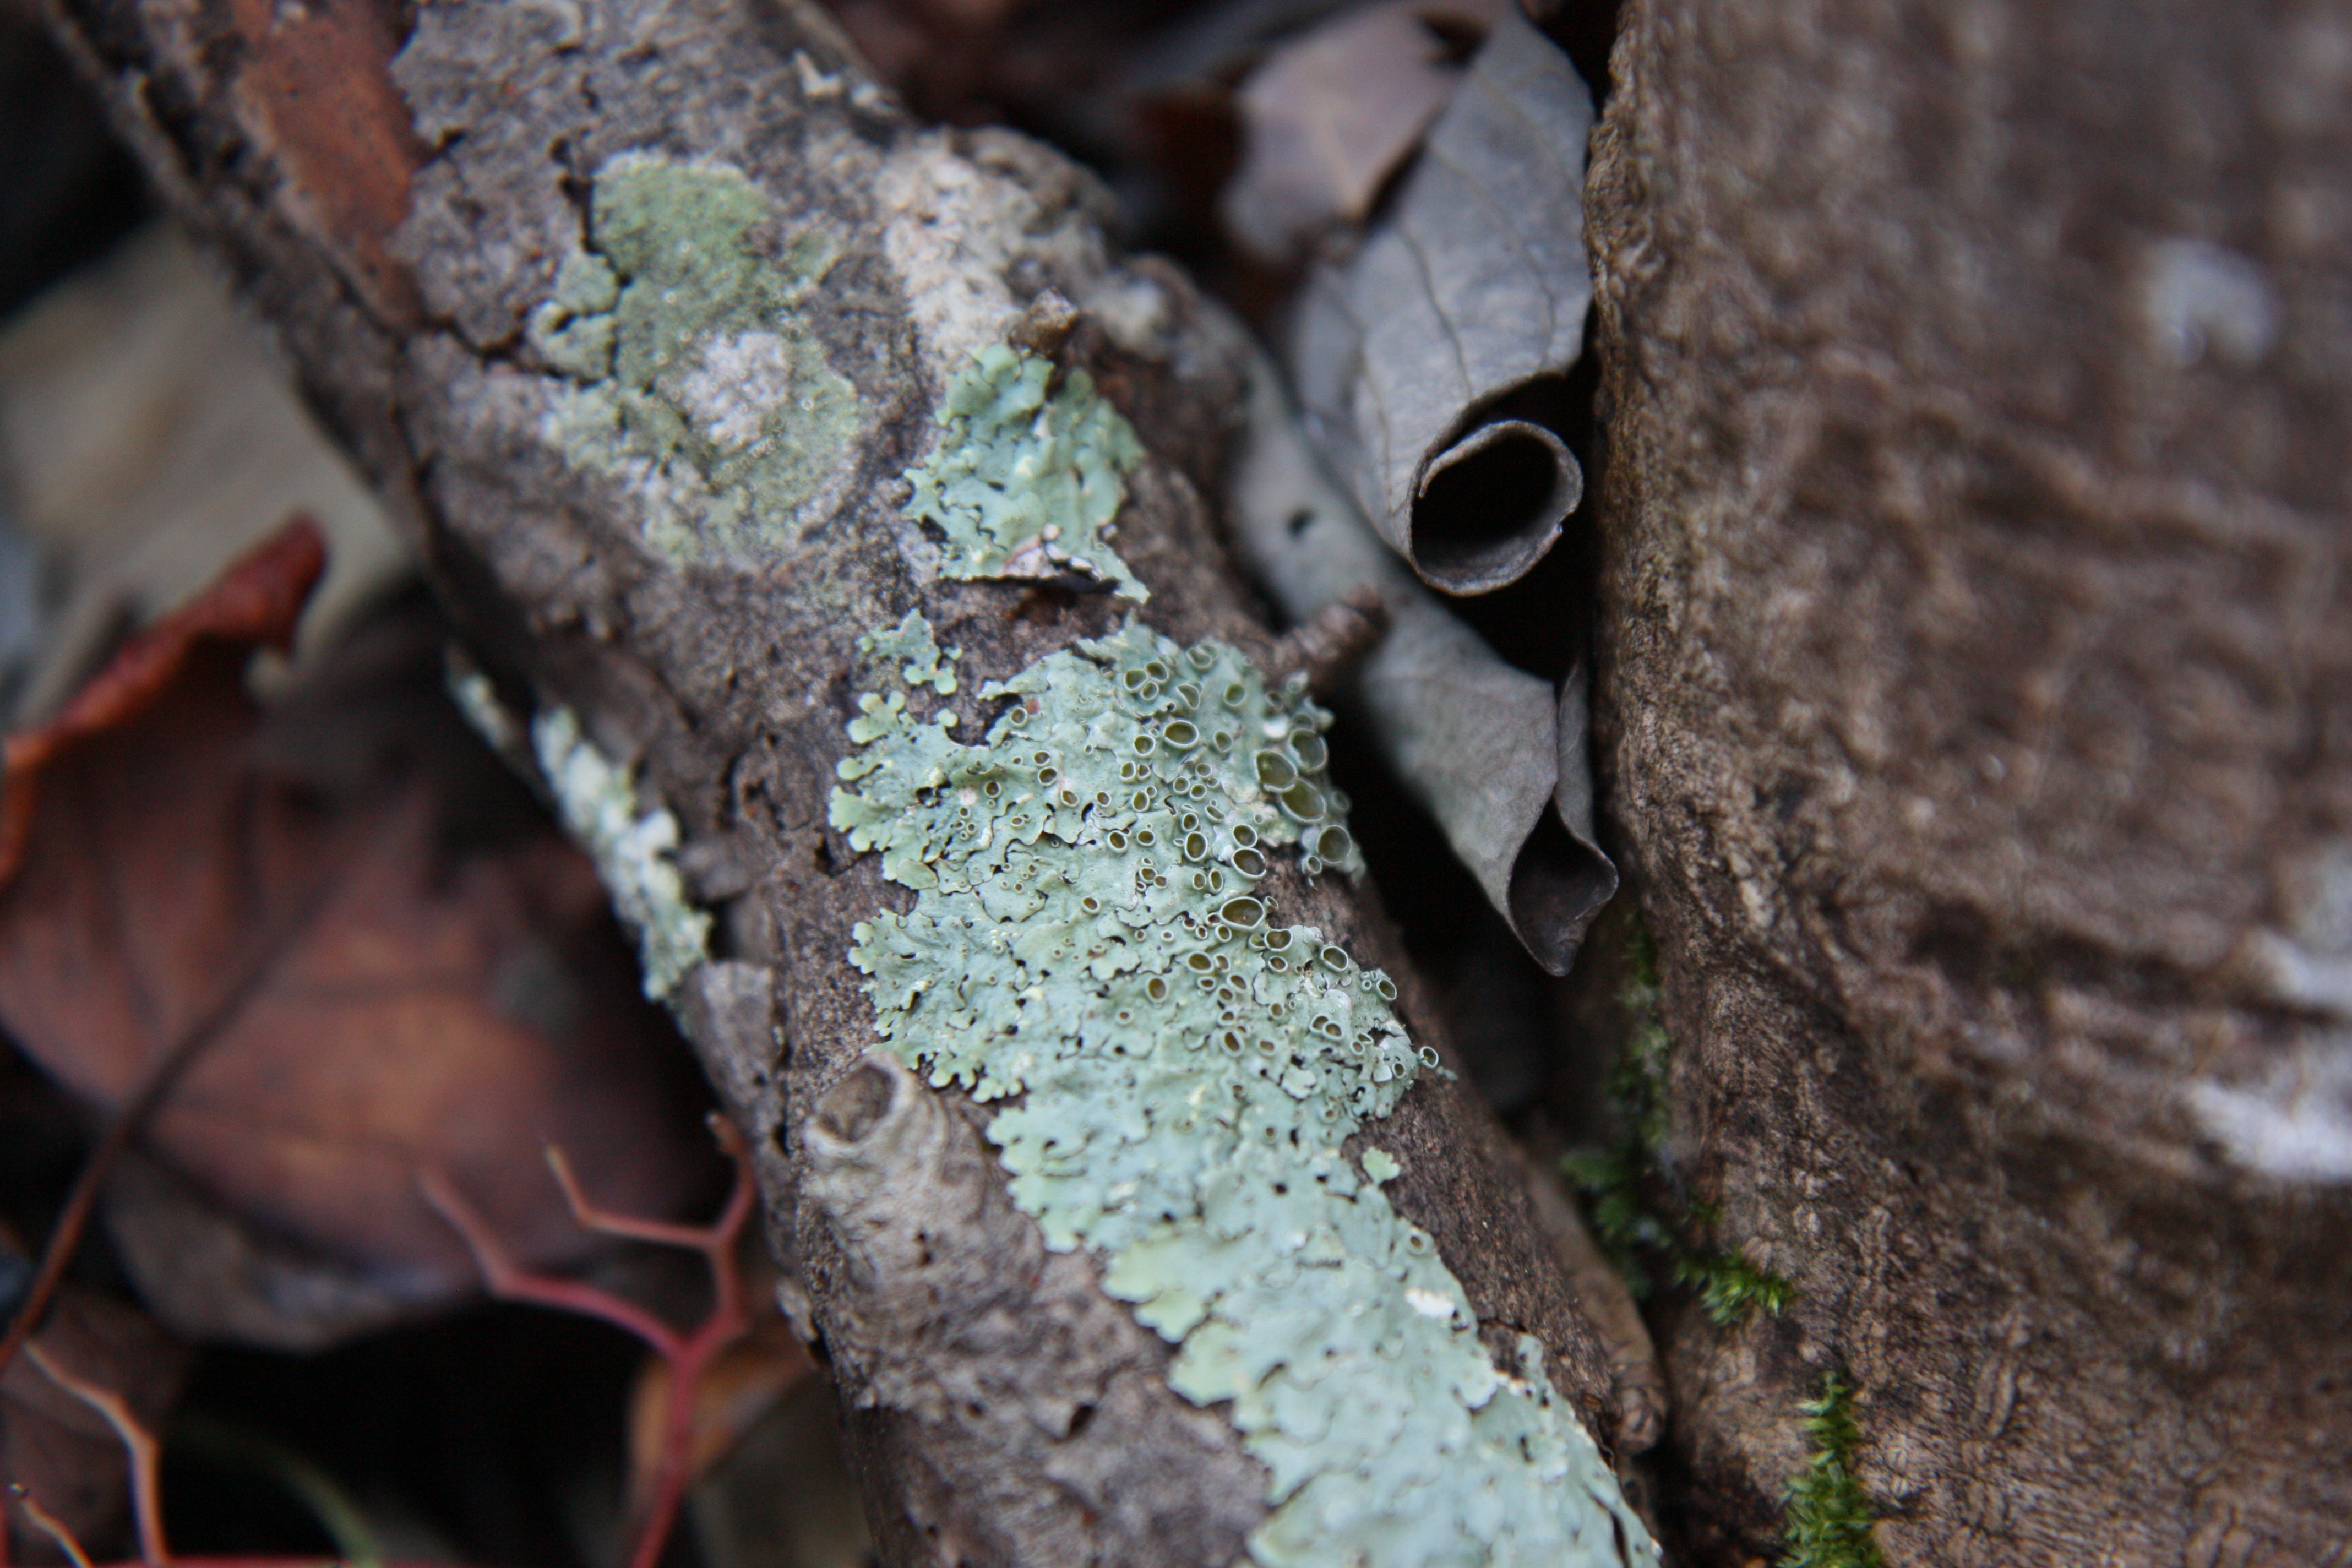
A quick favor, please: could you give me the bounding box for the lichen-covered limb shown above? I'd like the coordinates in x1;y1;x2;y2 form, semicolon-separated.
48;0;1647;1560
831;616;1652;1563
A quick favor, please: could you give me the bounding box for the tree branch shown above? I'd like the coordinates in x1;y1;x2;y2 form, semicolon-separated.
45;0;1651;1561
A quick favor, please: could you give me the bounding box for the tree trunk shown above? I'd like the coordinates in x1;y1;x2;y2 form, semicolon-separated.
46;1;1652;1562
1588;0;2352;1561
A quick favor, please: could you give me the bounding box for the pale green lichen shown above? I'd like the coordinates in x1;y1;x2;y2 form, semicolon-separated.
445;664;522;760
833;614;1656;1568
533;707;710;1000
535;153;859;563
1777;1372;1885;1568
902;343;1148;600
857;608;961;696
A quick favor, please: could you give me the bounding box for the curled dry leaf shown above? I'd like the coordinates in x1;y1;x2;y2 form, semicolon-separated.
1227;345;1614;974
0;521;326;883
0;519;716;1349
1218;0;1511;266
1289;6;1595;594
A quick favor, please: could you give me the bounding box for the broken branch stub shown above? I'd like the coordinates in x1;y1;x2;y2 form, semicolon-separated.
1289;6;1596;595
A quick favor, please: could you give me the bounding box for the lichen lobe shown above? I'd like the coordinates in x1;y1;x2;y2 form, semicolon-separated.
902;343;1149;600
832;612;1657;1567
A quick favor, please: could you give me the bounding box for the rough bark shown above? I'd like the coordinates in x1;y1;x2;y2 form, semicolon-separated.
1588;0;2352;1562
45;0;1639;1561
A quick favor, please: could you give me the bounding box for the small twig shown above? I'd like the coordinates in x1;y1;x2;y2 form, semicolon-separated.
1515;1123;1667;1457
422;1114;756;1568
6;1486;95;1568
23;1344;167;1566
1267;586;1389;696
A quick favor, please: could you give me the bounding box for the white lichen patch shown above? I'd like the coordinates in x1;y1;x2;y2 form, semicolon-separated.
446;665;522;759
2187;1033;2352;1183
676;330;818;447
902;343;1148;601
832;614;1657;1567
531;154;861;563
2140;236;2281;367
874;132;1105;377
533;706;711;1001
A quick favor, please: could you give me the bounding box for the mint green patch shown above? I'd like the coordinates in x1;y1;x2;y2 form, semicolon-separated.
532;706;710;1001
858;609;961;695
533;153;859;563
903;343;1149;600
834;615;1656;1568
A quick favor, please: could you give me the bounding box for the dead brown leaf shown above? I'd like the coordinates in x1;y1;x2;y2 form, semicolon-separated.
220;0;422;324
1219;0;1509;265
0;519;717;1348
1286;5;1596;592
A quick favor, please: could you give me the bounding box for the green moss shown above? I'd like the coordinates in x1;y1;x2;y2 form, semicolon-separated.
1561;919;1794;1325
533;706;710;1000
902;343;1148;600
1674;1250;1796;1325
834;614;1656;1567
1777;1373;1885;1568
533;153;859;563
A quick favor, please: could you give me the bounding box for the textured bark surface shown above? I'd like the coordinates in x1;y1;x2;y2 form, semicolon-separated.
47;0;1635;1561
1588;0;2352;1562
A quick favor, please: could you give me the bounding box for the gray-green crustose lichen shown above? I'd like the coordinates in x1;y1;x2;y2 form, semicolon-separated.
832;612;1657;1567
534;153;860;563
902;344;1148;600
533;707;710;1001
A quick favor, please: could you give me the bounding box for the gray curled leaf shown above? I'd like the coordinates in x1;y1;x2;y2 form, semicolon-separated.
1288;7;1595;596
1227;346;1614;974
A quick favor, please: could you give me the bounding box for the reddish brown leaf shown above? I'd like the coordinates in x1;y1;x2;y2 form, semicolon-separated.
0;522;715;1346
0;518;324;885
222;0;422;325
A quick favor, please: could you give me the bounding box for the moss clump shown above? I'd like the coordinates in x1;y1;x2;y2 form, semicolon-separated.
902;343;1148;600
1675;1248;1795;1325
533;153;859;563
1561;920;1794;1325
834;613;1656;1568
1777;1373;1885;1568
